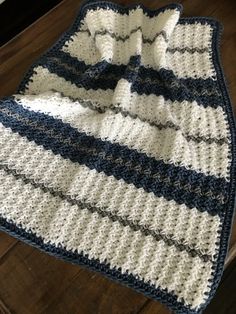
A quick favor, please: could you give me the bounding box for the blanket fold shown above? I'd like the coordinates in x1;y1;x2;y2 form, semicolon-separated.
0;1;235;313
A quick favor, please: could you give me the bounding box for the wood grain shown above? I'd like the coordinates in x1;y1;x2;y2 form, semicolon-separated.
0;0;235;313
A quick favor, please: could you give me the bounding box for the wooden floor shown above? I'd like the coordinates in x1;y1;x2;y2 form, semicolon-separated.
0;0;236;313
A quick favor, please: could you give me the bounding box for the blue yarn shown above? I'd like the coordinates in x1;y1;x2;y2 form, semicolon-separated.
36;50;223;108
0;98;228;216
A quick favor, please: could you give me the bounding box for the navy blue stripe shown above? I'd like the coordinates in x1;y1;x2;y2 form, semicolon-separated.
41;52;119;90
40;51;222;108
0;99;228;216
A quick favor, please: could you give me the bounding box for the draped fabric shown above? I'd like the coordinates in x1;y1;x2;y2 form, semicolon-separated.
0;1;235;313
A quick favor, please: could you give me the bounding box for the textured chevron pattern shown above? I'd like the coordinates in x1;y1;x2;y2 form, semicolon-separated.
0;1;235;313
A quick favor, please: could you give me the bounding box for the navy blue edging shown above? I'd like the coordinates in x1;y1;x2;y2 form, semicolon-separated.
0;1;234;314
194;16;236;313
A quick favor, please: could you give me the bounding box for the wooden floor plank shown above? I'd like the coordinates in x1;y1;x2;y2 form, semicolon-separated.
44;270;147;314
0;298;12;314
138;299;171;314
0;232;18;258
0;241;81;314
0;240;147;314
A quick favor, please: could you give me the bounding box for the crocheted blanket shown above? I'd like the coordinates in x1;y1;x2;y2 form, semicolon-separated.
0;1;235;313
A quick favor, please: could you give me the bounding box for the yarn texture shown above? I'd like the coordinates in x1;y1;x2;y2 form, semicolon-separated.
0;1;235;313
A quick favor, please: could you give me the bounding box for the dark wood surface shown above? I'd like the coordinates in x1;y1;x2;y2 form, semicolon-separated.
0;0;236;313
0;0;62;46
